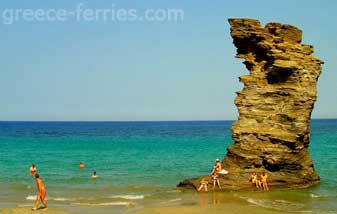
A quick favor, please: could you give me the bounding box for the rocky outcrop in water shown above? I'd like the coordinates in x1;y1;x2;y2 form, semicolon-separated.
178;18;323;190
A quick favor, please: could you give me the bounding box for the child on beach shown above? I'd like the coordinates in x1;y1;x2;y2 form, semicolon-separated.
211;172;221;190
197;178;208;192
260;172;269;191
32;173;47;211
29;164;37;176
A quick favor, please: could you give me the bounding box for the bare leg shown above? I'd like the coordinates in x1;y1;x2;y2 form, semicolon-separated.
217;180;221;189
32;194;40;210
41;191;47;209
264;183;269;191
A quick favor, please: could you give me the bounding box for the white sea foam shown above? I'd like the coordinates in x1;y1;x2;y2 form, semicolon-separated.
160;198;182;204
73;202;134;206
26;195;36;200
310;193;331;198
109;195;144;200
246;198;304;211
26;195;74;201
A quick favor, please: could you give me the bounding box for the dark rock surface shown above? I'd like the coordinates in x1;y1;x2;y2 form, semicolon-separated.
178;18;323;190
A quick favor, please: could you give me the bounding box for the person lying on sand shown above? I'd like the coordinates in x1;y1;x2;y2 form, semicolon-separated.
260;172;269;191
32;173;47;211
210;159;228;176
211;172;221;190
197;178;208;192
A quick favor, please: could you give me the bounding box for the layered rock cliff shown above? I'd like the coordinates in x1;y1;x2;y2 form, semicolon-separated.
178;18;323;190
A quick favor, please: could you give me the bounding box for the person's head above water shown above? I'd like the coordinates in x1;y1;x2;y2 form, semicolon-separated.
32;164;35;167
35;173;40;179
216;159;220;162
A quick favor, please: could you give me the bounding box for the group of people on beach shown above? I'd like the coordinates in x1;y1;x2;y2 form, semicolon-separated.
29;162;97;211
197;159;269;192
197;159;228;192
249;171;269;191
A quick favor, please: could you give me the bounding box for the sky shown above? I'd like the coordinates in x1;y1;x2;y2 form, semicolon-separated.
0;0;336;121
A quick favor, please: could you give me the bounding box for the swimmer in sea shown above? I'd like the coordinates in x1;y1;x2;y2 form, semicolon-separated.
32;173;47;211
29;164;37;176
91;171;98;179
79;162;85;169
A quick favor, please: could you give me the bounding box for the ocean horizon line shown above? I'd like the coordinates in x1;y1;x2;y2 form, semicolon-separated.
0;118;336;123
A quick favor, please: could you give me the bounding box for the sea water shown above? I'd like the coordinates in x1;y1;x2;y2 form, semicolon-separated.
0;120;336;213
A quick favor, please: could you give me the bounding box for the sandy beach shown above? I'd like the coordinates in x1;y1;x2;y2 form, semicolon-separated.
0;207;68;214
133;203;286;214
0;203;289;214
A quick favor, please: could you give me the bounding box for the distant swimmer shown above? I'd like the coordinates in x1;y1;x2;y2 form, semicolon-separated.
197;178;208;192
91;171;98;179
29;164;37;176
260;172;269;191
79;162;85;169
31;173;47;211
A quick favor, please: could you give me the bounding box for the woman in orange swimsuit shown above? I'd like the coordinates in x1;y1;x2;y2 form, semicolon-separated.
32;173;47;211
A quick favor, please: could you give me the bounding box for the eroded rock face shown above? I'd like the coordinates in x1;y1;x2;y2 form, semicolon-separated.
178;18;322;190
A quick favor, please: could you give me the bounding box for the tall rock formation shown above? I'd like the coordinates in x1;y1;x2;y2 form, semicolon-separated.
178;18;323;190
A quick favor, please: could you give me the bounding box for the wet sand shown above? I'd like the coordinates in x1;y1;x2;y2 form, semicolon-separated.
134;204;286;214
0;207;68;214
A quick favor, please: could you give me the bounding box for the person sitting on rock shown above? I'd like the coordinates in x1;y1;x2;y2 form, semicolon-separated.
249;172;261;188
260;172;269;191
197;178;208;192
211;159;228;176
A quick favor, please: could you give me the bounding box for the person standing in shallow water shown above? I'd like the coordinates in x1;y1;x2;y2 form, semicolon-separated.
260;172;269;191
29;164;37;176
32;173;47;211
211;172;221;190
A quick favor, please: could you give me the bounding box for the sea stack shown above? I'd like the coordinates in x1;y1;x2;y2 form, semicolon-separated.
178;18;323;190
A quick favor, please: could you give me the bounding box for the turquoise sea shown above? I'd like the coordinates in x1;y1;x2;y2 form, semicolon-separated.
0;120;336;213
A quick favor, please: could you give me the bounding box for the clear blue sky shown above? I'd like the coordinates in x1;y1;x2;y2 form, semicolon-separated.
1;0;336;121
